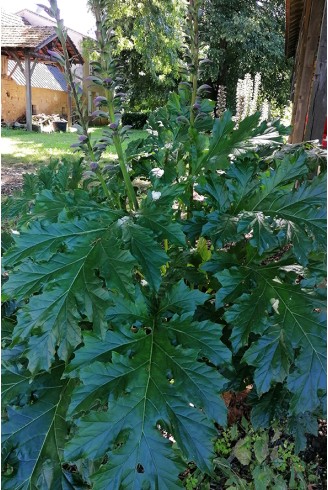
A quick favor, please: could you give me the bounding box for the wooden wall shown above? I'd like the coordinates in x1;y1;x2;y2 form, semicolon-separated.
1;77;68;123
290;0;327;143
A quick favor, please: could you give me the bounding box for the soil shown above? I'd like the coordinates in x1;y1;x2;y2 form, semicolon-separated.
1;165;37;196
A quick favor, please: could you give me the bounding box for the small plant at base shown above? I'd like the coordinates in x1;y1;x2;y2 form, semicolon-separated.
208;424;321;489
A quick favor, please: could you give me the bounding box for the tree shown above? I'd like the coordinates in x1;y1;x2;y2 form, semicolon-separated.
86;0;292;113
201;0;293;110
87;0;185;110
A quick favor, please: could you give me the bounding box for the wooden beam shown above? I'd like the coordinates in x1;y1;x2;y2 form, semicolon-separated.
6;49;25;74
290;0;312;141
30;52;53;62
35;33;58;51
304;0;327;141
290;0;325;143
31;58;38;76
8;62;19;79
25;53;32;131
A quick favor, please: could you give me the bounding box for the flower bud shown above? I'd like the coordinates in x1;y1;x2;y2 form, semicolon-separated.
90;162;99;171
94;96;107;106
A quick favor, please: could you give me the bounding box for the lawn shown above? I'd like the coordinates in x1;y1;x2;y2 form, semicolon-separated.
1;128;147;167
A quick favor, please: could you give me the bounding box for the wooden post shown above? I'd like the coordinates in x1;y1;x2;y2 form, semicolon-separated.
290;0;325;143
304;0;327;141
24;53;32;131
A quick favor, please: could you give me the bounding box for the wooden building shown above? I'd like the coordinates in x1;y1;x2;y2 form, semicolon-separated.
1;10;83;130
2;58;68;123
286;0;327;144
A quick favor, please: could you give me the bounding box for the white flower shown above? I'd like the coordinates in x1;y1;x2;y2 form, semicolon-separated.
117;216;130;226
150;167;164;178
146;129;158;136
140;279;148;287
151;191;161;201
192;190;205;202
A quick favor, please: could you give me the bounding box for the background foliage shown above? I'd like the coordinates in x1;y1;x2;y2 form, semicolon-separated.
85;0;292;112
201;0;292;109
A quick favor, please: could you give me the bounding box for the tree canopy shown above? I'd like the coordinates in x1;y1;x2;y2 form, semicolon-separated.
201;0;292;109
87;0;185;110
86;0;292;112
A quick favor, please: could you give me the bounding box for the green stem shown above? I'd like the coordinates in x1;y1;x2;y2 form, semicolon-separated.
161;239;170;275
189;0;199;126
93;1;138;210
187;0;200;216
97;171;114;202
105;88;138;211
113;134;138;211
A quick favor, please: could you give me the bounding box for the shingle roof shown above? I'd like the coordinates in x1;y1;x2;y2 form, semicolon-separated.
7;59;67;91
1;10;29;26
1;9;84;64
15;9;88;39
1;25;56;48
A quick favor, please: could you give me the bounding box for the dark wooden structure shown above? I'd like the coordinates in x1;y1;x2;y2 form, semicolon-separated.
286;0;327;143
1;25;83;130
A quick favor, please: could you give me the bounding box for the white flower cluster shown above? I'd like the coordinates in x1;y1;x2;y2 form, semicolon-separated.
151;191;162;201
250;73;261;114
260;99;270;122
234;72;262;123
146;129;159;137
215;85;226;118
150;167;164;178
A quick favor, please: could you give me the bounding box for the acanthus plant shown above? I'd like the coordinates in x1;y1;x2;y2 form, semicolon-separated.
1;0;326;488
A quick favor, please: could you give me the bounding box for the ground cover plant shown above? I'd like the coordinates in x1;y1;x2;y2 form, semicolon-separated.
2;0;326;488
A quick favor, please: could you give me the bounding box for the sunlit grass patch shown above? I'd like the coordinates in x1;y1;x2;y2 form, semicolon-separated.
1;128;147;166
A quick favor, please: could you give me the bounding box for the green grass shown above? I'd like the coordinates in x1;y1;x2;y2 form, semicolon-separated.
1;128;147;167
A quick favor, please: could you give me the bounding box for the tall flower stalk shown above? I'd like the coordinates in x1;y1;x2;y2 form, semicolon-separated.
234;72;262;123
90;0;138;210
47;0;95;161
46;0;138;211
215;84;227;118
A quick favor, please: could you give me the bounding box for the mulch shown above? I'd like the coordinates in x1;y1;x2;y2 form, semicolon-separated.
1;165;37;196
